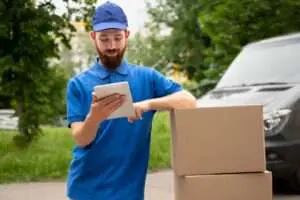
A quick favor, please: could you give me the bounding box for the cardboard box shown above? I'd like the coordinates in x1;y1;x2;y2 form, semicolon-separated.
174;171;273;200
170;105;266;176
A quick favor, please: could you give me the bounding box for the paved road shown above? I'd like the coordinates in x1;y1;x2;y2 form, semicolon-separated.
0;170;299;200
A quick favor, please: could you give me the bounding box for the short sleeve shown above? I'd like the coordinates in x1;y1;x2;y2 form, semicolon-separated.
151;68;182;98
66;79;85;127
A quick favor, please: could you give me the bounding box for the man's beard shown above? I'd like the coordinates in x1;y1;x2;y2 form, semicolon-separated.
96;45;126;70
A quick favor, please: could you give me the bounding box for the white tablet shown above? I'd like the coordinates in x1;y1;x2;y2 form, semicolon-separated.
93;81;135;120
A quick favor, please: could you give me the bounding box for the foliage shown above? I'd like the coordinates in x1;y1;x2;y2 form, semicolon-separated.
198;0;300;83
0;0;96;145
58;30;96;77
127;31;169;72
145;0;300;96
146;0;213;96
0;127;73;183
0;112;171;183
0;94;11;109
149;112;171;169
127;30;183;77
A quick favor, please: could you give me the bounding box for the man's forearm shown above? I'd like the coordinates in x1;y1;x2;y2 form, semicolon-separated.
148;90;197;111
71;115;100;148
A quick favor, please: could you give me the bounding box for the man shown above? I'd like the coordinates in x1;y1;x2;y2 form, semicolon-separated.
66;1;197;200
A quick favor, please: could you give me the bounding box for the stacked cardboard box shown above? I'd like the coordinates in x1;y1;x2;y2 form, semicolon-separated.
170;105;273;200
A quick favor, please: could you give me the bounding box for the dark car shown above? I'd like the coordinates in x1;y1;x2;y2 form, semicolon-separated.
197;32;300;192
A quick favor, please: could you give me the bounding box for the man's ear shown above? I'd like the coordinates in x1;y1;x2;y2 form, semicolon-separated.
125;30;130;39
89;31;96;41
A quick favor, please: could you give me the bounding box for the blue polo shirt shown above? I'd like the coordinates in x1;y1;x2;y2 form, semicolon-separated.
66;58;182;200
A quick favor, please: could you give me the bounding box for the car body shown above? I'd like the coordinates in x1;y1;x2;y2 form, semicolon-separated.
0;109;18;131
197;32;300;192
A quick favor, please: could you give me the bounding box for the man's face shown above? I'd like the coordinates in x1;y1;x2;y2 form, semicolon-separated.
90;29;129;70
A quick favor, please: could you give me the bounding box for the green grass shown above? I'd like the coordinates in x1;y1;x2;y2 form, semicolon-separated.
0;127;74;183
0;112;171;183
149;112;171;170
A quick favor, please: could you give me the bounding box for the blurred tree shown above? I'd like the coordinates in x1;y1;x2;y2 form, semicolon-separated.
145;0;213;96
57;28;96;77
146;0;300;96
0;0;96;145
198;0;300;83
0;94;11;109
126;29;171;74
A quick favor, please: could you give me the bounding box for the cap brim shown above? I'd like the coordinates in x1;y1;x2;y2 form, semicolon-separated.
93;22;127;32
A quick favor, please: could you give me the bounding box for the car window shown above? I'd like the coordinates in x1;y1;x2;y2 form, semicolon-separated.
217;38;300;88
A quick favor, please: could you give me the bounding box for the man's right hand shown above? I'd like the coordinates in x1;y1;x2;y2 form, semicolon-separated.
70;93;125;148
88;93;126;123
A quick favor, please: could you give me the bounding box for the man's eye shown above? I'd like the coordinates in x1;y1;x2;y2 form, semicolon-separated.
115;37;122;41
100;38;109;42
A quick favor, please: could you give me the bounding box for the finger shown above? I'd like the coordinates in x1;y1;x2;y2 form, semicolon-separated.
128;117;133;123
100;93;124;105
127;106;142;123
92;92;97;103
94;93;119;106
96;95;124;114
128;110;140;122
105;96;125;112
135;108;142;120
128;116;138;123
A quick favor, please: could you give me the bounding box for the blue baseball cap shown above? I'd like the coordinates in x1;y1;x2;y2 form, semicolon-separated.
92;1;128;32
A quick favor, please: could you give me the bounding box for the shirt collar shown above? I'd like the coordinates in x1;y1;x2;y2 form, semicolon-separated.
91;57;129;79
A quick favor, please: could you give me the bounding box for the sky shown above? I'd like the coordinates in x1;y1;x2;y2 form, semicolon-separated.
51;0;155;33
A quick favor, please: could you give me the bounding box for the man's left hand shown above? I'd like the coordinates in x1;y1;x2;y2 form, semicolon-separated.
128;100;151;123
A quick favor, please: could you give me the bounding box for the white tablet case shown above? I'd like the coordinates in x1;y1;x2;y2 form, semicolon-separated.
93;81;135;120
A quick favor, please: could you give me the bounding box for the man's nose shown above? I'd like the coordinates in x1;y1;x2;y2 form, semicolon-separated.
107;40;117;49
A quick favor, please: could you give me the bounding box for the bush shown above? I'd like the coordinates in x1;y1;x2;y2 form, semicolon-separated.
0;112;171;183
0;127;73;183
149;111;171;169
